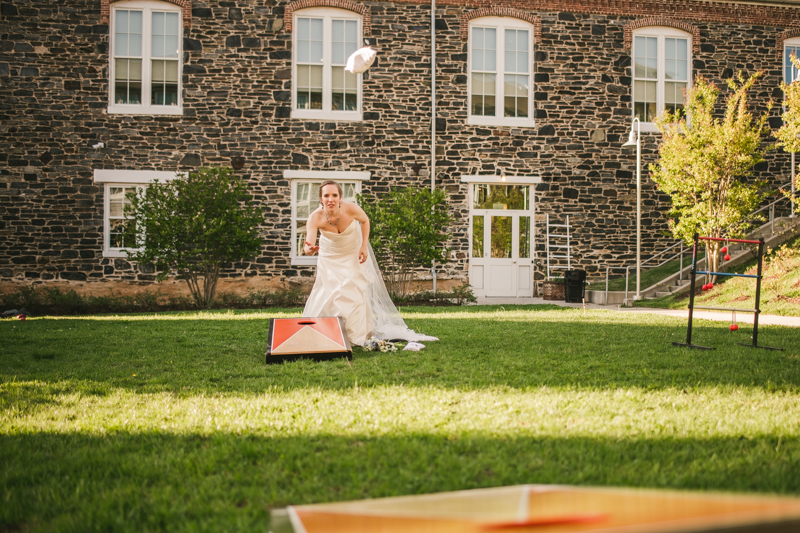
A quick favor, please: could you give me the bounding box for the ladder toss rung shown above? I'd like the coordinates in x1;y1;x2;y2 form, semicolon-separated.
693;306;757;313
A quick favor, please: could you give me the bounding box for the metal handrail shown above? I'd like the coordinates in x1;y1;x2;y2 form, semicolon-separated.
603;180;795;304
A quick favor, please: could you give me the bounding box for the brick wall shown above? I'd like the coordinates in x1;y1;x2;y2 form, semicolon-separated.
0;0;794;292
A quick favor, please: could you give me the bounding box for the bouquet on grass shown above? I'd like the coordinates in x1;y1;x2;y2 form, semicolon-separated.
362;337;397;352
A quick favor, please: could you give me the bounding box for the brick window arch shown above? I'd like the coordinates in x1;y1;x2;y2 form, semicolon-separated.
284;0;371;35
624;17;700;53
779;28;800;60
461;8;540;43
102;0;192;28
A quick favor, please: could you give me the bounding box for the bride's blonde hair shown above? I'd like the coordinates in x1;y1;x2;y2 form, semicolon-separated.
318;180;343;204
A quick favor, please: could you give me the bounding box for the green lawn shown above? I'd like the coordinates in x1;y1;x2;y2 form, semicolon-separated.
2;306;800;532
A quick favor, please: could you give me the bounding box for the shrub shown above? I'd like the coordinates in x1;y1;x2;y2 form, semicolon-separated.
124;166;264;308
358;187;452;299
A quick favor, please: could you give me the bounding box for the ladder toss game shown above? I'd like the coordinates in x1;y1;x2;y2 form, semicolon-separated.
673;233;783;351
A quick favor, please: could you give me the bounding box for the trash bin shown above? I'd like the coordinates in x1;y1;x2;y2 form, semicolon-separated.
564;269;586;303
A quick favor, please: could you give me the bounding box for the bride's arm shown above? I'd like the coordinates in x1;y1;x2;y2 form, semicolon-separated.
349;203;371;263
303;211;321;256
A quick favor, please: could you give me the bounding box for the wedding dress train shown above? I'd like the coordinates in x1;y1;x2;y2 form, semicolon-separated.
302;220;438;345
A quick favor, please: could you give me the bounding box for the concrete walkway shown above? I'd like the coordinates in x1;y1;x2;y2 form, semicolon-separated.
475;297;800;327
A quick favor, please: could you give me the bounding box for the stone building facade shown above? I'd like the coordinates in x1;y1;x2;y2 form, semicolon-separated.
1;0;798;298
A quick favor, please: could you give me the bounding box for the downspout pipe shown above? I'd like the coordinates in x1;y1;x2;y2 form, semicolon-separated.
431;0;437;294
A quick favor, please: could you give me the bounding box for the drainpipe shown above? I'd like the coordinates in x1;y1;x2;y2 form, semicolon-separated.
431;0;437;295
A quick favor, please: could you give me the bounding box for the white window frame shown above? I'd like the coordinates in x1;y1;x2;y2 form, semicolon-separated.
286;170;370;265
291;7;363;122
467;16;535;128
631;27;692;133
785;37;800;85
93;170;182;257
108;0;183;116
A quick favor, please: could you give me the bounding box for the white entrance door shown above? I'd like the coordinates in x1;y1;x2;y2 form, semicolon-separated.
468;183;535;298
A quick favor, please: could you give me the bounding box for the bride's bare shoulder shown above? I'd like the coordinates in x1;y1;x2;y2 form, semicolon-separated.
307;207;324;222
342;200;365;214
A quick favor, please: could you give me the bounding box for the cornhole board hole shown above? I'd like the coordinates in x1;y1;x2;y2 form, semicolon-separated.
265;317;351;364
269;484;800;533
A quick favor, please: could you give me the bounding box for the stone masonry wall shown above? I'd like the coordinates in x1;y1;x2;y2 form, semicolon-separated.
0;0;794;294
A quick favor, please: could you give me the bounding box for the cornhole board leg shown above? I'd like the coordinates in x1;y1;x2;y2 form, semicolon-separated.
266;317;352;364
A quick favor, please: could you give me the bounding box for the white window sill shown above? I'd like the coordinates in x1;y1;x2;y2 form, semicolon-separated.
291;110;362;122
292;257;319;266
103;249;138;258
107;105;184;116
638;121;661;133
468;115;535;128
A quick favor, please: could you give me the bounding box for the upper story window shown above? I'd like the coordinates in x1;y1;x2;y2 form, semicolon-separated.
468;16;534;127
785;37;800;84
285;170;370;265
109;0;183;115
292;8;363;121
632;27;691;130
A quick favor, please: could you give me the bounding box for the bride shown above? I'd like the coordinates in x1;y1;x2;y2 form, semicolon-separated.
302;180;437;345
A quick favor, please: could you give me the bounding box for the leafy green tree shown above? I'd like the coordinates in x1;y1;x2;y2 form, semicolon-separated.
650;72;771;278
358;187;452;298
774;53;800;215
124;166;264;307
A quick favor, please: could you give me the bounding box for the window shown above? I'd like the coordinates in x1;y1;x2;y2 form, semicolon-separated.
286;170;370;265
93;170;180;257
107;184;139;253
468;17;534;127
632;27;691;129
785;37;800;84
109;0;182;115
292;8;362;121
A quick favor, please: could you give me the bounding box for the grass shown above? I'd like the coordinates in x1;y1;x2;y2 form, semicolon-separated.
2;306;800;532
638;235;800;316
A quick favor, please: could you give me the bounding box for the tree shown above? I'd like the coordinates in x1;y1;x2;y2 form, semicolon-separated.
124;166;264;307
650;72;771;279
774;54;800;215
358;187;452;298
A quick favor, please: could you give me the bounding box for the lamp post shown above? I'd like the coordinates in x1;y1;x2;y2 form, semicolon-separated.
622;117;641;301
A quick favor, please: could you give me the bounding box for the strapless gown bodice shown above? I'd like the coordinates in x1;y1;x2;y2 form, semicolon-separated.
302;220;373;345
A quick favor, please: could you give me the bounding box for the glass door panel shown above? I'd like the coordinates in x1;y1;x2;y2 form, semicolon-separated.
490;216;512;258
519;216;530;259
472;215;484;258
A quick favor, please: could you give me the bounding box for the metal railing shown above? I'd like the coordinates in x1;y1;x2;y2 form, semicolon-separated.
601;181;795;306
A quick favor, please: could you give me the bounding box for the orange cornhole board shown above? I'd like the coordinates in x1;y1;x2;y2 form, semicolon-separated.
269;484;800;533
265;317;351;364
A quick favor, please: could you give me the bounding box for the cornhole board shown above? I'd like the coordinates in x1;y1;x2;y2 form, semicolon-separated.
265;317;351;364
269;484;800;533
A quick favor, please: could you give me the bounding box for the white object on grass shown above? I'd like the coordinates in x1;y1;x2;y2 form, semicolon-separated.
345;47;377;74
403;342;425;351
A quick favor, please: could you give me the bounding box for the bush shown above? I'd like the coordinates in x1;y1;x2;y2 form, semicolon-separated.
124;166;264;308
358;187;452;299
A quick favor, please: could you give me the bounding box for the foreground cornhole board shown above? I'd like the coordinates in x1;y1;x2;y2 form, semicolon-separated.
269;484;800;533
265;317;351;364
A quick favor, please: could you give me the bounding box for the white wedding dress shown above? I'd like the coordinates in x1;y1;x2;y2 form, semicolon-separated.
302;220;438;345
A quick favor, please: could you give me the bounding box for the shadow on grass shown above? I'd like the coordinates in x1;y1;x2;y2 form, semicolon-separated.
2;431;799;532
1;305;799;394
